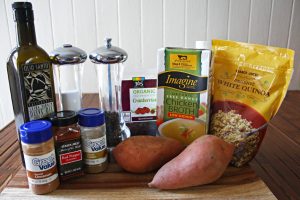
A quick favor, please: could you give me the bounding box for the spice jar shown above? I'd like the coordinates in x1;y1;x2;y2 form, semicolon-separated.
78;108;108;173
50;44;87;112
90;38;130;147
48;111;84;181
20;120;60;194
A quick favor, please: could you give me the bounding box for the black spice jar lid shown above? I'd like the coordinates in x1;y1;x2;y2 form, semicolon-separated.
48;111;78;127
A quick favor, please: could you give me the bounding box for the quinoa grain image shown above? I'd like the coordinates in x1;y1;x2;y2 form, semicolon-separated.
210;110;260;167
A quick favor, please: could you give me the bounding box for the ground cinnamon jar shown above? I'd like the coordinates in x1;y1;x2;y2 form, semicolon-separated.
20;120;60;194
48;111;84;181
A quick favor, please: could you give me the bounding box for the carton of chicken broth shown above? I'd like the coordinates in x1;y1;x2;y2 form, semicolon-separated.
157;47;211;145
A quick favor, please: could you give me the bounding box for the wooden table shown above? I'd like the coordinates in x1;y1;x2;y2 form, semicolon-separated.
1;163;275;200
1;92;300;199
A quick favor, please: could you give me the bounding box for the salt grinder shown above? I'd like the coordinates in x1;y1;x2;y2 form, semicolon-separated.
50;44;86;112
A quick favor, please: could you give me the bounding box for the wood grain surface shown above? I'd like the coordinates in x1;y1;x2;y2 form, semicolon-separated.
1;92;300;199
1;163;276;200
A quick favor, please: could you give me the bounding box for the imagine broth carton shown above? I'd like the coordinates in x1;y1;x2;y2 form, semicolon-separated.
157;47;211;145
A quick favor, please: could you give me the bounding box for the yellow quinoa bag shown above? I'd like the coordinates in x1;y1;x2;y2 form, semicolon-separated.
210;39;294;167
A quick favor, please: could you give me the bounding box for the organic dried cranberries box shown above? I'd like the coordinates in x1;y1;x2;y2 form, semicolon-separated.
121;77;158;136
157;47;211;145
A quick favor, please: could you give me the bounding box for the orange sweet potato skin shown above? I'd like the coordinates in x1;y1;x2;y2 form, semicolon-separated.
148;135;234;189
113;136;185;173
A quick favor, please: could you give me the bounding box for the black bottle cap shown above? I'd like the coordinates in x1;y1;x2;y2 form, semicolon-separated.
12;2;34;22
47;111;78;127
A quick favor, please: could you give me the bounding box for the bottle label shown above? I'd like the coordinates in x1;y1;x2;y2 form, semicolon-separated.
82;135;107;165
20;62;55;121
24;150;58;185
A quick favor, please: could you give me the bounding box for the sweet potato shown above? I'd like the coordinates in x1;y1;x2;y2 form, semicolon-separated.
113;136;185;173
148;135;234;189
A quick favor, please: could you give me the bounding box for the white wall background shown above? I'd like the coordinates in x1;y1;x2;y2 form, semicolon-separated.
0;0;299;129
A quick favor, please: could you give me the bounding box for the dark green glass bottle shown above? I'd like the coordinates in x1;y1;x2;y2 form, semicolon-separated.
7;2;57;166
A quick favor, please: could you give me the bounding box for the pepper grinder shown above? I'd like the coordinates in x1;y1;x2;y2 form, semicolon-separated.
89;38;130;147
50;44;86;112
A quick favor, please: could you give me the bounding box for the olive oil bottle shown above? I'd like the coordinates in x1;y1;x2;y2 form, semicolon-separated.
7;2;57;165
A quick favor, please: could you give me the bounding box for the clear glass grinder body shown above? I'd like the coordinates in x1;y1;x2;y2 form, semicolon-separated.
50;44;87;112
90;38;130;147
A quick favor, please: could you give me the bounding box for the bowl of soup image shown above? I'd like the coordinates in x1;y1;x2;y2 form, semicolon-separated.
158;118;206;145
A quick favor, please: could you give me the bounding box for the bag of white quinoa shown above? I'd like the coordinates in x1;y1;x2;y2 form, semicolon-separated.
210;40;294;167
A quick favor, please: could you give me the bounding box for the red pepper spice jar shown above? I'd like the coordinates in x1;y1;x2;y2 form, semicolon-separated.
48;111;84;181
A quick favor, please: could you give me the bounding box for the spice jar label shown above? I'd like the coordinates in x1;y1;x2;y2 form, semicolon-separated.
82;136;106;153
82;135;107;165
60;150;82;165
56;139;83;178
24;150;59;185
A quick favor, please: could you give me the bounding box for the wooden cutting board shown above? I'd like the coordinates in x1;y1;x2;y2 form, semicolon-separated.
0;163;276;200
